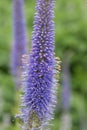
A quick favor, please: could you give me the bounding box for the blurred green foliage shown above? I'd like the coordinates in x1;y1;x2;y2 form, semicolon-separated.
0;0;87;130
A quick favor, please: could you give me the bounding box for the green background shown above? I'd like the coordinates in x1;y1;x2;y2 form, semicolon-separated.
0;0;87;130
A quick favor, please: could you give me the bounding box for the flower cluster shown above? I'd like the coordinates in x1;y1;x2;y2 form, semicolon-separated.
18;0;61;130
14;0;61;130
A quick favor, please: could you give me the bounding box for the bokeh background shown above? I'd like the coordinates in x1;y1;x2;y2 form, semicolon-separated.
0;0;87;130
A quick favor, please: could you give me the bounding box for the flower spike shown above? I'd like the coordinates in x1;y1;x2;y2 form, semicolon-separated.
19;0;61;129
11;0;28;87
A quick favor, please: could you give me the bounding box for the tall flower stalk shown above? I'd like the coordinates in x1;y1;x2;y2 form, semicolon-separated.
11;0;28;86
18;0;61;129
59;52;72;130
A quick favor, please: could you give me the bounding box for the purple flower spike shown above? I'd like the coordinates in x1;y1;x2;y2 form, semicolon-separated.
11;0;28;86
19;0;61;129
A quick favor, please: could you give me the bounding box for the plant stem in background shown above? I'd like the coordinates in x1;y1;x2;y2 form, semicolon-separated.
61;52;72;111
11;0;28;87
60;51;72;130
